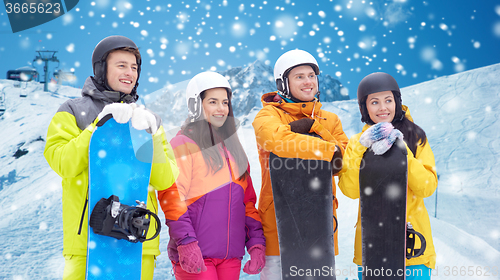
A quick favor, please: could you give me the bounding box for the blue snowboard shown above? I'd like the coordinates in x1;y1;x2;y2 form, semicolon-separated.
86;117;153;280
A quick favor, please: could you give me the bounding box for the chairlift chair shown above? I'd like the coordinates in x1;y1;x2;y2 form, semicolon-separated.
54;69;76;84
7;67;39;82
0;90;6;115
7;67;39;96
19;82;28;97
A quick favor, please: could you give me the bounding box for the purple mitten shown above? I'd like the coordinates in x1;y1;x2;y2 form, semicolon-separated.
359;122;394;148
177;241;207;274
371;128;404;155
243;244;266;274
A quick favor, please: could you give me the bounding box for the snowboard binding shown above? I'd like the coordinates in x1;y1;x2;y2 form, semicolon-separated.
89;195;161;243
406;222;427;259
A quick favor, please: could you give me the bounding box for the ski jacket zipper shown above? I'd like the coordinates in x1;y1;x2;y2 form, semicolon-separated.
78;189;89;235
222;144;232;260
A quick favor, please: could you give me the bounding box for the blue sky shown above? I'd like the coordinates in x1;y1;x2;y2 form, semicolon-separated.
1;0;499;99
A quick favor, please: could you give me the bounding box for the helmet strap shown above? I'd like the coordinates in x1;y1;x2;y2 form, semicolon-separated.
315;76;320;100
188;96;202;122
283;76;290;98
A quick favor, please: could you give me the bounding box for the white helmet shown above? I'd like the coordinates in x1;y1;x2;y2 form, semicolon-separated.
273;49;320;98
186;71;232;120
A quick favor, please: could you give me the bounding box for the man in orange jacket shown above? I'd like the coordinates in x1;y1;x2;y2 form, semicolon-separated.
252;49;349;279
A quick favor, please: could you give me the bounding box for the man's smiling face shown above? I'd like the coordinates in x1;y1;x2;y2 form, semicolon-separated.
106;50;138;94
287;65;318;102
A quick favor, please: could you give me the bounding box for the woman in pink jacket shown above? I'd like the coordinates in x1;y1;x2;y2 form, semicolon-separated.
158;71;266;280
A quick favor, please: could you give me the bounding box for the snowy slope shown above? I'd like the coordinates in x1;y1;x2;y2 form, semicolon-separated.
1;63;499;279
401;64;500;252
0;80;81;279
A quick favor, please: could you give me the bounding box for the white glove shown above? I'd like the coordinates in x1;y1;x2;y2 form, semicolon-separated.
97;103;136;124
131;105;158;135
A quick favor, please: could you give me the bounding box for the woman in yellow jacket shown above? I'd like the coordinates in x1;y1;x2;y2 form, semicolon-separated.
339;72;438;280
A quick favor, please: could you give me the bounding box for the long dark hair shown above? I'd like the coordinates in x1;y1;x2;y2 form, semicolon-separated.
181;89;249;180
360;91;427;156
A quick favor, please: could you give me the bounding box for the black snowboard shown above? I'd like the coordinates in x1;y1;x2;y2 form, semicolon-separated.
359;139;408;280
269;152;336;279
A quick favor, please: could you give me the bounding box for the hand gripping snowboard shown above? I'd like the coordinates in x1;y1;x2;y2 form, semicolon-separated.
359;139;407;280
269;152;336;279
86;116;154;280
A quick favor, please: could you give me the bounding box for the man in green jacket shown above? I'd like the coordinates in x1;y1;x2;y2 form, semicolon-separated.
43;35;179;280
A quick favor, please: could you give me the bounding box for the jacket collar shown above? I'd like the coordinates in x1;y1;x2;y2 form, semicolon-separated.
81;76;138;104
261;91;322;118
402;105;413;122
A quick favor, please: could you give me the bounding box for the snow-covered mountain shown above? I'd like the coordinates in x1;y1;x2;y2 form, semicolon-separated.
143;60;348;131
1;63;499;280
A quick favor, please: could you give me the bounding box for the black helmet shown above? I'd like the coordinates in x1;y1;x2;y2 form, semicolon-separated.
92;35;142;94
357;72;404;125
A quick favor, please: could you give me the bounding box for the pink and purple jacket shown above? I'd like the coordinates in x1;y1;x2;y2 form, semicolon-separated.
158;133;265;263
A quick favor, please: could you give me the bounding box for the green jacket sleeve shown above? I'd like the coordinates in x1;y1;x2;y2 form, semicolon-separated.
149;125;179;191
44;111;96;178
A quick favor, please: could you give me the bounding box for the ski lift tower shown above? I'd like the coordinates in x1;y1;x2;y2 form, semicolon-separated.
33;51;59;92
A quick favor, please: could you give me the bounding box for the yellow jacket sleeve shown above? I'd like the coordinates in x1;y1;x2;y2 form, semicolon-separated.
406;141;438;198
149;125;179;191
43;111;95;178
338;133;367;199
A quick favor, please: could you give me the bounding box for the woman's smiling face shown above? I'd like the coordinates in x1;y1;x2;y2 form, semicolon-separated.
202;87;229;128
366;90;395;124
